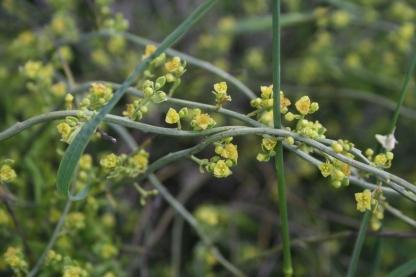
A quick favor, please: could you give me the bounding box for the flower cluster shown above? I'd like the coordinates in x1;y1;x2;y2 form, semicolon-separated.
212;81;231;108
56;116;82;144
0;161;17;183
192;137;238;178
250;85;291;126
99;149;150;179
319;159;352;188
365;148;394;168
317;140;355;188
354;189;372;212
165;107;216;131
123;77;167;121
3;247;28;274
63;265;88;277
80;83;113;111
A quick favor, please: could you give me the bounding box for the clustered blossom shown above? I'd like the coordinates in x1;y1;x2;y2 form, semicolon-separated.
355;189;372;212
99;150;150;180
3;247;28;274
80;83;113;111
250;85;291;126
0;164;17;183
212;81;231;108
192;137;238;178
165;107;216;131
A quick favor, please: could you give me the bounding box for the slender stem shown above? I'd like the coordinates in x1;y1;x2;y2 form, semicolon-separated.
28;200;72;277
272;1;293;276
347;211;371;277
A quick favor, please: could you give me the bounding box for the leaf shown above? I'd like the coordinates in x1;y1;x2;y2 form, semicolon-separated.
387;259;416;277
56;0;218;199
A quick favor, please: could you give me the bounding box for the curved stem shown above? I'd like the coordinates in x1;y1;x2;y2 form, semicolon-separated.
27;200;72;277
1;112;415;199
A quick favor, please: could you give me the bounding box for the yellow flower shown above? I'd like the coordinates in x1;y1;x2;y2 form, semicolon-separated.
164;57;181;73
63;265;88;277
4;247;27;271
195;206;220;226
374;154;387;167
214;82;228;94
217;143;238;163
57;122;72;142
260;85;273;99
79;154;93;170
165;108;180;124
22;60;42;79
100;154;119;169
192;113;216;130
51;82;66;96
280;91;291;113
66;212;86;230
131;150;149;171
99;243;118;259
319;162;333;177
295;96;311;115
262;137;277;151
355;189;372;212
90;83;112;99
212;160;232;178
0;209;11;225
143;44;157;58
0;165;17;183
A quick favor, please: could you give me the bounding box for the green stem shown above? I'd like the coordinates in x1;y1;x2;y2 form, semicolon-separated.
347;211;371;277
272;0;293;275
28;200;72;277
1;112;415;199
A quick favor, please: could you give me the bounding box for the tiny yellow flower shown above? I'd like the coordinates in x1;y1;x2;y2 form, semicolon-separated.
4;247;27;271
214;82;228;94
355;189;372;212
79;154;93;170
295;96;311;115
280;91;291;113
165;108;180;124
217;143;238;163
51;82;66;96
57;122;72;142
374;154;387;167
100;153;119;169
99;243;118;259
331;142;344;153
143;44;157;58
260;85;273;99
319;162;333;177
213;160;232;178
164;57;181;73
0;165;17;183
22;60;42;79
195;207;220;226
131;150;149;171
262;137;277;151
192;113;216;130
63;265;88;277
